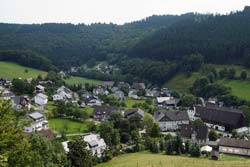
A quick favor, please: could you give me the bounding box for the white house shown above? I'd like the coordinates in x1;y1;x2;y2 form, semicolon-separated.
34;93;48;105
62;134;107;157
154;111;189;131
23;112;48;133
128;90;139;99
0;89;14;100
53;86;72;101
156;97;179;108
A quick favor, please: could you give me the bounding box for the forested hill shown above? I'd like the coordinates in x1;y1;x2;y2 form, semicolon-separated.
130;6;250;67
1;7;250;84
0;13;197;69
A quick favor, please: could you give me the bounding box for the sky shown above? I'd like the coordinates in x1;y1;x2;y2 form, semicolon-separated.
0;0;250;25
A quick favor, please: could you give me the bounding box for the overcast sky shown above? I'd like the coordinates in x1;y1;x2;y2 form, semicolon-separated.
0;0;249;25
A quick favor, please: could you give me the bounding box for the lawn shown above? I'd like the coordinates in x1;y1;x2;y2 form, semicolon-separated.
45;101;57;111
125;98;146;109
48;118;89;134
64;76;103;86
0;61;47;79
219;80;250;100
95;152;250;167
165;72;202;93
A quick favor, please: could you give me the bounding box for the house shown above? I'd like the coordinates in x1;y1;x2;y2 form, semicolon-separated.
0;89;14;100
117;82;130;90
114;90;125;101
160;88;172;96
12;96;30;110
191;105;245;132
103;81;114;88
218;138;250;156
128;89;139;99
124;108;144;119
0;78;11;87
36;85;45;93
180;124;208;144
154;111;189;131
23;112;48;133
34;93;48;105
53;86;73;101
83;134;107;157
156;97;179;108
87;98;103;107
145;89;160;97
26;78;33;84
132;82;146;90
62;134;107;157
58;71;66;78
93;106;120;121
93;87;109;95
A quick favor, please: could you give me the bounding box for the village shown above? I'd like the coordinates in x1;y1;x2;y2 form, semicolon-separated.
1;70;250;162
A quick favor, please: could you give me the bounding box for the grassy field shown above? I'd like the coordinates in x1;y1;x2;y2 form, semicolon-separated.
48;118;88;134
0;61;47;79
125;98;146;109
95;152;250;167
219;80;250;100
165;72;202;93
165;64;250;100
64;76;103;86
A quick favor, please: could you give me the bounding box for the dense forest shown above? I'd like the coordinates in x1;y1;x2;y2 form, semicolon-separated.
1;7;250;84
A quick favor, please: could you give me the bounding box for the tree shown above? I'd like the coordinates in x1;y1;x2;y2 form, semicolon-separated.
99;122;114;146
150;140;159;153
241;71;247;80
149;123;161;138
193;119;204;126
182;54;204;72
209;130;218;141
181;94;196;107
227;68;236;79
68;139;94;167
219;68;228;78
189;144;201;157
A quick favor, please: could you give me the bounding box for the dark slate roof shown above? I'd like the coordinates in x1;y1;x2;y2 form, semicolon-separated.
93;106;119;116
125;108;144;118
12;96;29;105
195;105;244;128
154;111;189;122
180;124;208;141
219;138;250;149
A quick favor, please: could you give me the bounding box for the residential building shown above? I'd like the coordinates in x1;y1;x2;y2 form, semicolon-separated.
12;96;30;110
132;82;146;90
218;138;250;156
128;89;139;99
62;134;107;157
156;97;179;108
180;124;208;144
191;105;245;132
36;85;45;93
24;112;48;133
34;93;48;105
93;106;120;121
114;90;125;101
0;89;14;100
154;111;189;131
124;108;144;119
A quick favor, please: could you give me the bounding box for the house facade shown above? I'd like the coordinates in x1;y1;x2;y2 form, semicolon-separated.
62;134;107;157
219;138;250;156
24;112;48;133
180;124;208;144
34;93;48;105
190;105;245;132
154;111;189;131
93;106;120;121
